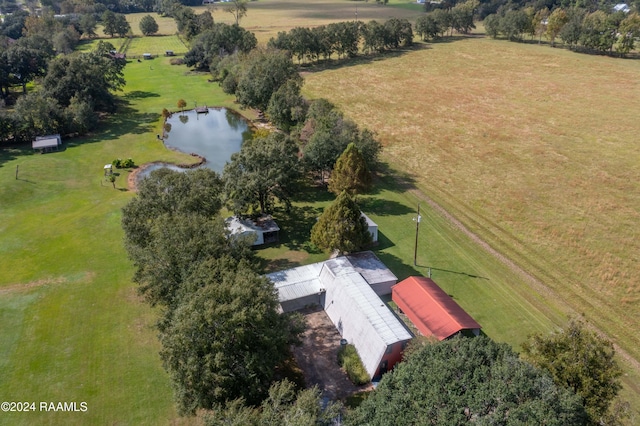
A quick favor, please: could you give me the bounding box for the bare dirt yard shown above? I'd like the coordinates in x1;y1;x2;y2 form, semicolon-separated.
292;307;372;401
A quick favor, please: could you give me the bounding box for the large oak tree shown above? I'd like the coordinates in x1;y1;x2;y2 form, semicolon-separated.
223;132;300;215
348;337;587;425
522;319;624;425
159;260;305;414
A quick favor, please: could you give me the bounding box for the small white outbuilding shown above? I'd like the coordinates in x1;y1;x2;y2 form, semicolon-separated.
225;215;280;246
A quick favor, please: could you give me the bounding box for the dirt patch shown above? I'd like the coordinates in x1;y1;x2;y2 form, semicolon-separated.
292;307;372;401
0;272;96;295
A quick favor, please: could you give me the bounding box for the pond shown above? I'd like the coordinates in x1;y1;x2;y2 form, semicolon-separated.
138;108;252;181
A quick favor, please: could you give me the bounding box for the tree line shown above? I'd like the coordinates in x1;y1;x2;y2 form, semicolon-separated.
0;36;125;144
484;6;640;55
121;168;309;414
267;19;414;63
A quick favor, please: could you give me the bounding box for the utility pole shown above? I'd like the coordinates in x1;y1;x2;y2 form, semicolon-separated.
413;203;421;266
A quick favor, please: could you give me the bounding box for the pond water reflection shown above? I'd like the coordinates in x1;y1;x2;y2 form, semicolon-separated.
136;108;252;185
163;108;252;173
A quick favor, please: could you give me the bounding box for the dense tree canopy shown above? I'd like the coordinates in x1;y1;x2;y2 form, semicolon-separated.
5;42;50;93
311;191;372;254
483;3;638;56
122;167;306;416
184;23;257;70
301;99;381;182
348;337;587;425
102;11;130;37
266;78;307;132
204;380;341;426
223;132;300;215
0;9;29;39
42;41;126;112
159;260;305;414
234;48;301;111
121;168;243;308
12;92;65;140
522;319;624;424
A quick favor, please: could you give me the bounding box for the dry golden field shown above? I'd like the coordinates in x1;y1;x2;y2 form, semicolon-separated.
194;0;419;43
303;35;640;396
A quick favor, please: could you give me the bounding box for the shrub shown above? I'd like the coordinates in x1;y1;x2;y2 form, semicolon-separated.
337;344;370;385
122;158;135;168
112;158;122;168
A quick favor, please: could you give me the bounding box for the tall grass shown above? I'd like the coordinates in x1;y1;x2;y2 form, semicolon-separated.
338;344;370;385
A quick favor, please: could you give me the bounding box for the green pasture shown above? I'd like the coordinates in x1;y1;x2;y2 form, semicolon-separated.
126;35;189;57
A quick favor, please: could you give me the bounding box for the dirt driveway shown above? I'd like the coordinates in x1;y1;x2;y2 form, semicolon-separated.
292;307;372;401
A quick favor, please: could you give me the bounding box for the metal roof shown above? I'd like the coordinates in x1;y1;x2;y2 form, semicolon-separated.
324;261;412;345
32;135;61;149
392;276;481;340
346;251;397;287
226;216;280;233
267;253;411;358
267;263;324;302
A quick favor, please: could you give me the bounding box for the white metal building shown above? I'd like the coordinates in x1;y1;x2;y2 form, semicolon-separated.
225;215;280;246
32;134;62;153
267;252;412;379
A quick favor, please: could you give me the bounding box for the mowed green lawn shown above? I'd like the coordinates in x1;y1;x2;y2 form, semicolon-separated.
126;35;189;56
0;58;236;425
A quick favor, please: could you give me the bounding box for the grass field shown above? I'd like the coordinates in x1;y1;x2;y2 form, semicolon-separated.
126;35;189;56
0;58;236;425
2;0;640;422
302;34;640;407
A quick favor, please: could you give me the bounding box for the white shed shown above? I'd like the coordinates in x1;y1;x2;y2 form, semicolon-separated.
225;215;280;246
32;134;62;153
361;212;378;243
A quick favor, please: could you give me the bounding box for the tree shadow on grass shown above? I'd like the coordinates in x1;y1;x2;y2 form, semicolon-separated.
291;180;335;204
372;230;394;251
419;265;489;281
1;100;159;166
123;90;161;100
0;143;36;168
366;162;417;196
359;198;414;217
300;42;444;74
66;107;160;150
263;257;302;274
275;204;324;252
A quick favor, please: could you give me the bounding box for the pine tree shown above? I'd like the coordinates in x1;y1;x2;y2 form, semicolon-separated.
311;191;372;254
328;143;372;196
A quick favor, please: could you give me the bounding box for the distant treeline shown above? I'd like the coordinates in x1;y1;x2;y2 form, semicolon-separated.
483;7;640;56
267;19;414;63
